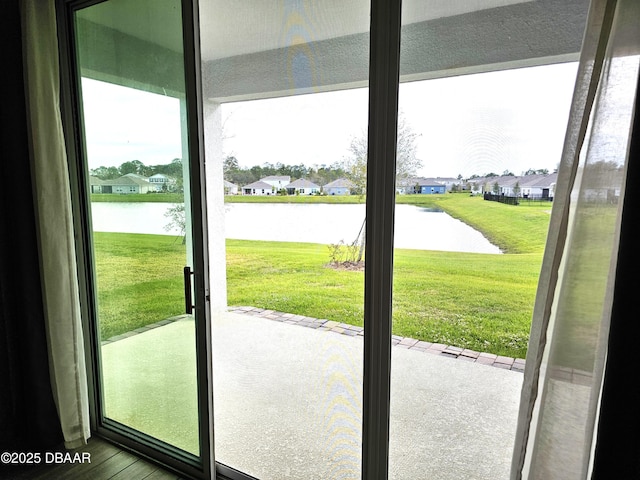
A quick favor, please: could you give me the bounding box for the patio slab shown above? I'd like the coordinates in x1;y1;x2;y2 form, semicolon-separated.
102;311;523;480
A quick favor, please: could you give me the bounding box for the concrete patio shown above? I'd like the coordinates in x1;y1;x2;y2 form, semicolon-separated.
102;310;523;480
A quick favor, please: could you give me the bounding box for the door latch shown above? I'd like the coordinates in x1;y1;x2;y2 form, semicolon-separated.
183;266;195;314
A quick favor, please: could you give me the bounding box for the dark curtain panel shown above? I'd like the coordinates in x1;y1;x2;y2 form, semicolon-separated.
592;71;640;479
0;0;63;451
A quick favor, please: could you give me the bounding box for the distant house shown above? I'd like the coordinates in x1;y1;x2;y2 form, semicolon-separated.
495;176;521;196
101;174;151;194
285;178;320;195
148;173;175;192
242;180;274;195
522;173;557;199
435;177;462;191
224;180;239;195
260;175;290;191
89;176;107;193
398;177;446;194
323;178;354;195
473;173;558;199
469;175;517;195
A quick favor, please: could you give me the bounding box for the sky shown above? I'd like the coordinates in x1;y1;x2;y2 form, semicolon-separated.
81;61;579;179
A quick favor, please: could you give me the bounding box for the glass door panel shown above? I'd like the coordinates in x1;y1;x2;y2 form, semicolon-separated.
198;1;370;478
71;0;210;471
388;2;586;479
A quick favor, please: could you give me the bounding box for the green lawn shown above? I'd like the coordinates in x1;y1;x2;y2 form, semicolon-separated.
94;233;187;340
227;240;541;358
93;194;553;359
91;193;184;203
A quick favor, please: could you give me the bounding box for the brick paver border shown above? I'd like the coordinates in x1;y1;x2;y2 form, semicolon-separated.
229;306;526;373
101;307;528;374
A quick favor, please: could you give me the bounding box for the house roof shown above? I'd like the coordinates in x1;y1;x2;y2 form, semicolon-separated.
403;177;445;187
260;175;290;183
526;173;558;187
243;181;273;190
471;175;518;186
323;178;354;189
89;176;107;185
123;173;149;181
224;180;238;188
286;178;320;189
104;175;150;186
469;173;558;189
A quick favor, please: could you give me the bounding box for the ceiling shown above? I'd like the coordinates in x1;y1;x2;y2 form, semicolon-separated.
78;0;531;61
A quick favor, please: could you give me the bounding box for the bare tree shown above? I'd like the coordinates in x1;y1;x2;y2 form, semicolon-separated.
343;112;422;194
164;203;186;244
338;113;421;265
343;134;368;196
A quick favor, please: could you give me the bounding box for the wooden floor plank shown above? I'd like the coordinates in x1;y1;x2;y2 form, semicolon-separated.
66;450;139;479
108;458;161;480
142;469;183;480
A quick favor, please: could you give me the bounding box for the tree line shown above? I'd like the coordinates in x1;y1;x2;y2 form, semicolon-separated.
89;158;184;180
223;157;347;188
90;156;563;191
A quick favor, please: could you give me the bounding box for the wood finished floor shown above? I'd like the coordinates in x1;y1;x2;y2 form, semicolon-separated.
3;437;185;480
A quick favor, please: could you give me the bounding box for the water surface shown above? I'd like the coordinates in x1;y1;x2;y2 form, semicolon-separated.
90;202;501;254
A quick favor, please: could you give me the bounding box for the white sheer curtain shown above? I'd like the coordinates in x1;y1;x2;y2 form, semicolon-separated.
512;0;639;478
21;0;90;449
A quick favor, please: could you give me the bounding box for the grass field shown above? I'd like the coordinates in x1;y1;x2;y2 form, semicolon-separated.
91;193;184;203
93;194;552;358
227;240;542;358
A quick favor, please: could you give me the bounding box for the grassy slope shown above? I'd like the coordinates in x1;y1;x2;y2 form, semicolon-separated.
93;194;552;358
227;240;541;357
397;194;551;254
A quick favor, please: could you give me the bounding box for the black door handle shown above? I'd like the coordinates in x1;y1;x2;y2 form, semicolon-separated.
184;266;195;314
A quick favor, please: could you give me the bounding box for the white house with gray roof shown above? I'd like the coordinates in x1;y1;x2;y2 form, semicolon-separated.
323;178;354;195
473;173;557;199
260;176;290;191
285;178;320;195
242;180;274;195
89;176;107;193
99;174;151;194
148;173;176;192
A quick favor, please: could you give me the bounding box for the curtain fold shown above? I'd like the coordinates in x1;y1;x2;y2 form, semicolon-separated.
511;0;640;478
20;0;90;449
0;0;64;451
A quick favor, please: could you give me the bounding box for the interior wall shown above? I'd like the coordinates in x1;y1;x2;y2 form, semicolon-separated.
0;0;63;451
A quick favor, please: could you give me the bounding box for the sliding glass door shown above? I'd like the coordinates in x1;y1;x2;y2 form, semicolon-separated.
197;2;370;478
61;0;213;477
58;0;595;479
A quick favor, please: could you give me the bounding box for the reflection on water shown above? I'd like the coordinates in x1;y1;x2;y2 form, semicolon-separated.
90;202;501;254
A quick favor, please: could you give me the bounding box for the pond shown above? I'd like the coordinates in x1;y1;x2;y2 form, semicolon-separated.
90;202;501;254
